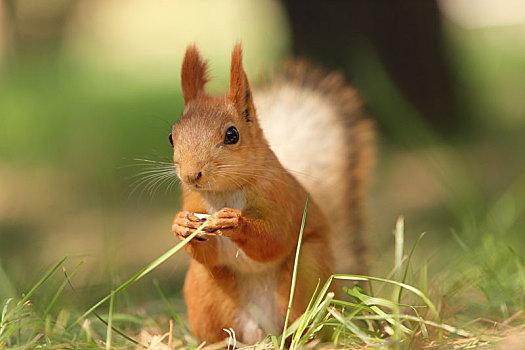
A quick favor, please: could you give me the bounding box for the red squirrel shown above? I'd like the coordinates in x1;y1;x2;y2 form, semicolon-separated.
170;44;375;344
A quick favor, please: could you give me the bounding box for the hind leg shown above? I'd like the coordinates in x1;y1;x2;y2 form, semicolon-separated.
184;261;240;343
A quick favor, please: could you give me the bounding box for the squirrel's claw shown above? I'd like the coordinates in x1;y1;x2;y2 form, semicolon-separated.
173;210;210;241
203;219;238;233
204;208;241;234
172;208;240;240
215;208;242;219
173;225;209;241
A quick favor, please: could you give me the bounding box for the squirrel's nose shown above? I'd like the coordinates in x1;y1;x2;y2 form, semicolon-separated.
184;171;202;184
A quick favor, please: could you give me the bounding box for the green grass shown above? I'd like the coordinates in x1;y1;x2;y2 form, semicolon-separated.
2;192;523;349
0;223;210;349
281;194;309;350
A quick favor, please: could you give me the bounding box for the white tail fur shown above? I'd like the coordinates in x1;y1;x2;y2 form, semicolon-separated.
254;62;375;274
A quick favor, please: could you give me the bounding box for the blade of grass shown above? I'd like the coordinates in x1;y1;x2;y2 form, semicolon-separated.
280;194;309;350
344;287;411;334
62;259;141;346
410;305;429;339
270;335;279;349
398;232;426;304
71;221;209;327
20;257;68;305
43;262;84;319
392;216;404;347
327;307;382;345
334;275;439;320
297;292;334;345
105;291;115;350
153;279;188;333
288;280;321;346
0;298;13;340
2;257;68;338
21;262;86;345
350;314;471;337
394;216;404;282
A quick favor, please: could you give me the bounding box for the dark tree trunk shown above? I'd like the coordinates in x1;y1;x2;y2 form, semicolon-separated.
281;0;463;135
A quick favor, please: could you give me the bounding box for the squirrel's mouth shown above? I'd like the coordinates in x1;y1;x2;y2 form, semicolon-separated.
179;173;207;190
183;182;201;190
184;182;209;191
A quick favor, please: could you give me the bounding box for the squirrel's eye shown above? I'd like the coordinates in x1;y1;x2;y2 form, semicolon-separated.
224;126;239;145
168;133;173;147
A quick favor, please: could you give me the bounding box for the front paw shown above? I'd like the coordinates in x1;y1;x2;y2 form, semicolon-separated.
204;208;242;236
172;211;209;241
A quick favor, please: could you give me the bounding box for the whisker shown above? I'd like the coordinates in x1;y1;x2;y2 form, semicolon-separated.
215;172;244;190
127;160;179;200
215;163;318;181
128;171;176;188
146;172;179;197
133;158;174;165
131;169;176;177
147;173;175;197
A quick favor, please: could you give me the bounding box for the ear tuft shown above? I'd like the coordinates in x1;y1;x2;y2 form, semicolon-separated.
229;43;255;122
181;44;208;104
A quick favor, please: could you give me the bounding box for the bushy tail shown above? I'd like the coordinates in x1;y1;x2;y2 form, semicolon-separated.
254;62;375;274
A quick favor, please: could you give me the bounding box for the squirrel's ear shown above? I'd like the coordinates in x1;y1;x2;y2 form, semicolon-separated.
229;43;255;122
181;44;208;104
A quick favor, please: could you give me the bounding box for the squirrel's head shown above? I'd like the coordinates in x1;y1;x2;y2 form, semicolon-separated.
170;44;266;191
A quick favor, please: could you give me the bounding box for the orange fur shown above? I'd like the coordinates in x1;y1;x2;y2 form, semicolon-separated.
181;44;209;104
228;43;255;122
170;44;365;344
179;168;332;343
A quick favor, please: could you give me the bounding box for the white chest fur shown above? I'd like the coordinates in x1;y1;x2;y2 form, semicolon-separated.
201;190;281;341
201;190;270;273
202;190;246;213
236;271;281;343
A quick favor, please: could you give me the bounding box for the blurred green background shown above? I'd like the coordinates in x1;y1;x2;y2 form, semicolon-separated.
1;0;525;321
